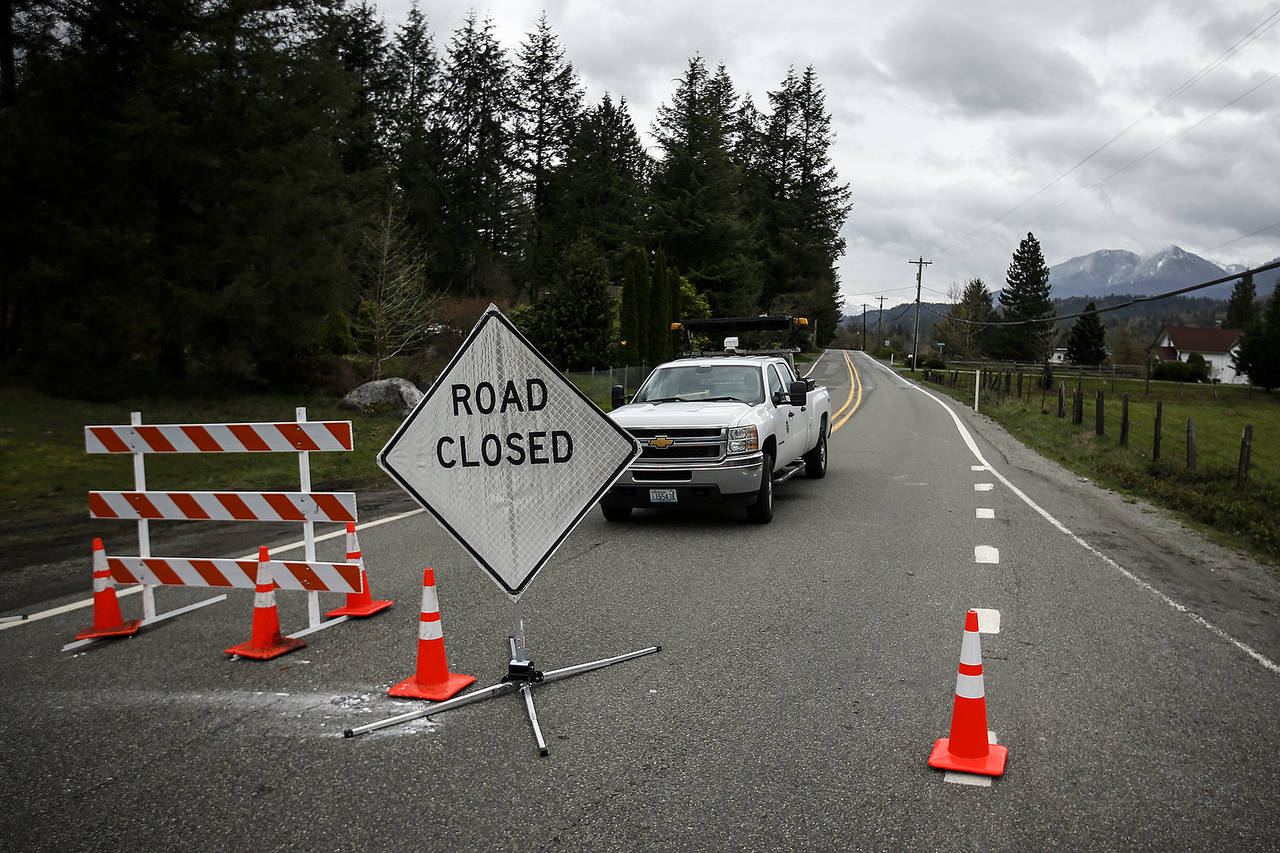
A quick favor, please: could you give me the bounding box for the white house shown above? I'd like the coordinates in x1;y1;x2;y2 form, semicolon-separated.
1149;325;1246;384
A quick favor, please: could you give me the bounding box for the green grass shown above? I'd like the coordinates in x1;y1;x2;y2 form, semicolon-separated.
0;387;405;568
914;368;1280;565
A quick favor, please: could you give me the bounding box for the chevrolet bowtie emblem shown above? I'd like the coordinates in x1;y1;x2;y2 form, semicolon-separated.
648;436;675;449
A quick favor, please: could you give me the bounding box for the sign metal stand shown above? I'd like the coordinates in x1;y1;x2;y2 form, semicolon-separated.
361;305;656;754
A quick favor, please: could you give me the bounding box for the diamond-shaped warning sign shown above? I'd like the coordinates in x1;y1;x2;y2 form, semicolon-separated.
378;306;639;598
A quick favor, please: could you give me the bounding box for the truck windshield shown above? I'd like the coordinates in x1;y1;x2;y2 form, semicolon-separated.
633;364;764;405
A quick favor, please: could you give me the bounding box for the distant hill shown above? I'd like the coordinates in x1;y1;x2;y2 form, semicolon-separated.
1048;246;1278;300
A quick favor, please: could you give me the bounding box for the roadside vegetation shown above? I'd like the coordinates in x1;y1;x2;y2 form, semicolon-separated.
910;368;1280;566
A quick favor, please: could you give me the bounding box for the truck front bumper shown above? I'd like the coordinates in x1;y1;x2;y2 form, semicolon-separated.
600;453;764;508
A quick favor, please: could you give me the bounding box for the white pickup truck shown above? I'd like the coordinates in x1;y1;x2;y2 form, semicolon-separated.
601;340;831;524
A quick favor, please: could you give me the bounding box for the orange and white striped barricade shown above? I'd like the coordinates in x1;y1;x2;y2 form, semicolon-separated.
77;408;364;649
61;551;366;652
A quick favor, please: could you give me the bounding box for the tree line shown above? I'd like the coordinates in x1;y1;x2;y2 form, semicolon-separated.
924;232;1280;390
0;1;851;398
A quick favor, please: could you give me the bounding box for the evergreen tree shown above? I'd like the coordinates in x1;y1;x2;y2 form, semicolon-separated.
991;232;1055;362
532;239;613;369
553;94;649;275
434;12;518;296
1065;301;1108;365
936;278;994;360
619;248;649;366
512;13;583;301
1225;272;1257;331
648;246;674;363
756;66;851;344
4;1;358;393
1235;286;1280;391
385;4;444;258
325;0;395;177
650;56;761;316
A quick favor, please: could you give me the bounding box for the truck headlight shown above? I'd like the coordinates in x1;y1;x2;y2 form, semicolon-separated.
728;425;758;454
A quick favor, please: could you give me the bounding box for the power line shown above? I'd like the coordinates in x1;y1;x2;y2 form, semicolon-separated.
966;6;1280;241
922;259;1280;327
1021;70;1279;230
1198;220;1280;255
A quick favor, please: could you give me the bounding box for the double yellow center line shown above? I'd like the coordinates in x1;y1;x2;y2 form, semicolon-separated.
831;349;862;433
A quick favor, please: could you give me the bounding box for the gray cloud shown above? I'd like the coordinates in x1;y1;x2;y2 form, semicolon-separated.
878;11;1098;116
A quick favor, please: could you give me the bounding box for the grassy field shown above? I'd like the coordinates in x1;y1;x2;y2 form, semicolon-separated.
0;387;406;569
913;367;1280;566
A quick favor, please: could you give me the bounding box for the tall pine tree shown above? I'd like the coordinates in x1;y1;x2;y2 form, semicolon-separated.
992;232;1055;362
512;13;583;302
553;94;649;275
650;56;761;316
756;66;851;344
434;12;518;296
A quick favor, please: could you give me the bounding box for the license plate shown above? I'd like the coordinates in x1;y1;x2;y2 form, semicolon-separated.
649;488;678;504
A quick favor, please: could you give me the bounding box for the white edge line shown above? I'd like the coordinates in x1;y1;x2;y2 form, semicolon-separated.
2;508;426;631
855;353;1280;678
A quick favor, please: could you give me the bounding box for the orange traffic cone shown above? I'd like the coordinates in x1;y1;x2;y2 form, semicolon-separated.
928;609;1008;776
325;523;392;619
388;568;475;700
76;538;141;640
225;547;305;660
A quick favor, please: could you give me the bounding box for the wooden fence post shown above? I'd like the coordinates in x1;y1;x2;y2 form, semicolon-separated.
1072;387;1083;425
1058;382;1066;418
1095;390;1104;435
1154;401;1163;461
1186;417;1197;472
1120;394;1129;447
1237;424;1253;488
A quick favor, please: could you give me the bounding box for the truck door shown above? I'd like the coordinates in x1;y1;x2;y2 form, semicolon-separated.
767;363;794;464
778;360;813;453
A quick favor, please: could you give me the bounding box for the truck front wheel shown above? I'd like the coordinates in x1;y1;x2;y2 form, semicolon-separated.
746;452;774;524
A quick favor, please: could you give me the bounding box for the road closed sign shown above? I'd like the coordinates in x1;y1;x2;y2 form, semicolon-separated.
378;305;639;597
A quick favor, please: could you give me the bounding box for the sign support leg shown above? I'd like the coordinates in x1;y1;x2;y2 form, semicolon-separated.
346;616;660;752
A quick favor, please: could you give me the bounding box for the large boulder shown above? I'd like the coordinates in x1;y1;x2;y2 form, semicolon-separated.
340;377;423;415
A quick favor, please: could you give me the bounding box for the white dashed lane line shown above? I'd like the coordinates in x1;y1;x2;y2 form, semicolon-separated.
976;508;995;519
974;483;994;492
974;546;1000;565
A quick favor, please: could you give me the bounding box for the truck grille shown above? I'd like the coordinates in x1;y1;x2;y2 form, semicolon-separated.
640;445;721;460
623;427;726;463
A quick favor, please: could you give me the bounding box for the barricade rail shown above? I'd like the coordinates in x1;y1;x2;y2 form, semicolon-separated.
77;408;358;647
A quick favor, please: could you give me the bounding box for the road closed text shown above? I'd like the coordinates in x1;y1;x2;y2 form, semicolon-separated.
437;379;574;468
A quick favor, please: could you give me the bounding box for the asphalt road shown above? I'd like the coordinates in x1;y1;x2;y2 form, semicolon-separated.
1;349;1278;852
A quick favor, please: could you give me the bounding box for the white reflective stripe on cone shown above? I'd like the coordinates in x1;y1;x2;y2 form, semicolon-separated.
960;630;982;666
420;585;439;615
955;672;985;699
418;619;443;642
254;591;276;609
93;574;110;593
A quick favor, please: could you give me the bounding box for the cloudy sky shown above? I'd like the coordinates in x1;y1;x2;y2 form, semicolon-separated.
376;0;1280;310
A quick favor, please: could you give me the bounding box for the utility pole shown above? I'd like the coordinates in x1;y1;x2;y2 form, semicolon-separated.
908;257;932;371
861;304;868;351
876;296;885;351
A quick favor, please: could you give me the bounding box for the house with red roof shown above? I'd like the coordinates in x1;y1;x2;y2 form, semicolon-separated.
1149;325;1246;384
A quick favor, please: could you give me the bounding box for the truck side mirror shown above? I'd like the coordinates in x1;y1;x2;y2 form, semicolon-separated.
788;379;808;407
611;384;627;410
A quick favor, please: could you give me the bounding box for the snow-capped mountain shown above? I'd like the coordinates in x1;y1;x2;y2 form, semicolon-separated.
1048;246;1274;299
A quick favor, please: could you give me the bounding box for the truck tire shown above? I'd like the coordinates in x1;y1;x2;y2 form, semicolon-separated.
746;452;774;524
803;428;827;479
601;505;632;522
